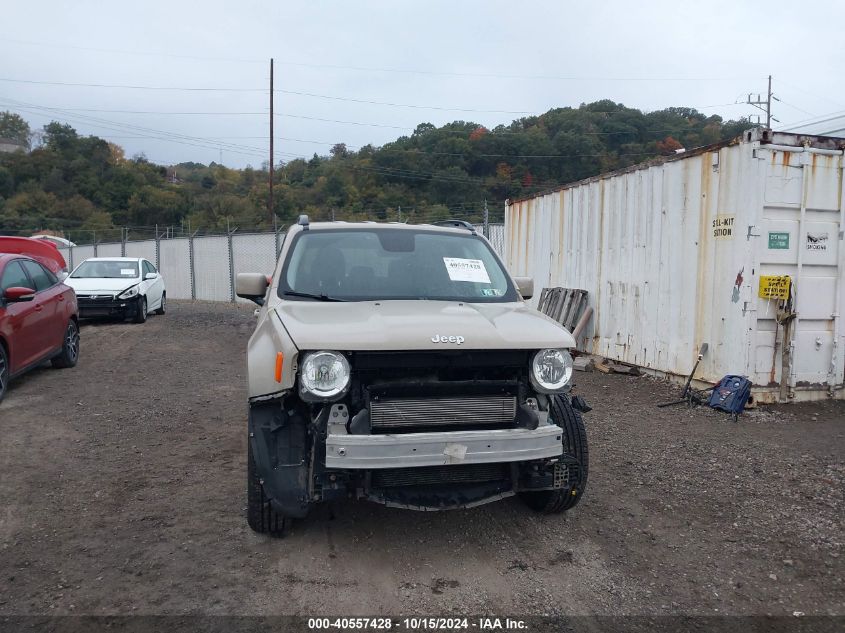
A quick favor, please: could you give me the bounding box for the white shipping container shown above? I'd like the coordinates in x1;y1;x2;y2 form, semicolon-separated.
505;128;845;402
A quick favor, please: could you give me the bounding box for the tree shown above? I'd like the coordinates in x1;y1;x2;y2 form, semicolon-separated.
0;165;13;198
127;186;185;225
0;112;31;149
42;122;79;154
0;106;750;235
330;143;349;159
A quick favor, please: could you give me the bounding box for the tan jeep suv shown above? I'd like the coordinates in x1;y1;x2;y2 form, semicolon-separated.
236;217;589;535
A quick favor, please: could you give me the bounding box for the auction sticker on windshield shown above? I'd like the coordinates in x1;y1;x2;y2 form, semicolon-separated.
443;257;490;283
120;269;136;276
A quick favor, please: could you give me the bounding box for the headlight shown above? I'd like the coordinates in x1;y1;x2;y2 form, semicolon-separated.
300;351;350;400
118;285;140;300
530;349;574;393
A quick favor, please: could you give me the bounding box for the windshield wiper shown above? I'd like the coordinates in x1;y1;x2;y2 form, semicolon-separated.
282;290;346;302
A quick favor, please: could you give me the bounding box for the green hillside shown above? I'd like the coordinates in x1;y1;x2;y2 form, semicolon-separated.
0;102;749;243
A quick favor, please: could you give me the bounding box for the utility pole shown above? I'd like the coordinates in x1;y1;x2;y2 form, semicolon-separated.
269;57;275;225
766;74;772;128
746;74;778;128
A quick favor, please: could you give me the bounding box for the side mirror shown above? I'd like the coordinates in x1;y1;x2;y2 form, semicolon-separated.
513;276;534;300
144;272;158;280
236;272;269;305
4;286;36;303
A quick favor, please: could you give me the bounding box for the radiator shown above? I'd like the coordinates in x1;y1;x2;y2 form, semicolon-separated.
370;394;517;430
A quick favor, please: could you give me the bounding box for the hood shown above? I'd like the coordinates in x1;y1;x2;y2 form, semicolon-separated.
65;277;140;295
0;236;67;273
274;300;576;351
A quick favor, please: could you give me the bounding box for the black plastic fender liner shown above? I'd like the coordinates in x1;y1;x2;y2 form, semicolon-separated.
248;401;311;518
570;394;592;413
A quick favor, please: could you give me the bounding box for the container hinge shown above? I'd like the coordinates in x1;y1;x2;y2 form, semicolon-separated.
747;225;761;240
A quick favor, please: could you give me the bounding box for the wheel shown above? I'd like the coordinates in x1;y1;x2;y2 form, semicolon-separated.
52;320;80;369
519;394;589;513
0;343;8;403
247;437;288;536
134;296;147;324
155;293;166;315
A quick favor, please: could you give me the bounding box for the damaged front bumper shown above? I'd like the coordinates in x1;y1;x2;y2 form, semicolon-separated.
325;424;564;469
76;294;142;319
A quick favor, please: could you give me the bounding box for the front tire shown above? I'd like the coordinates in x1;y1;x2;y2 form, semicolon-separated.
519;394;589;513
247;438;288;537
52;320;80;369
134;297;147;324
155;293;166;315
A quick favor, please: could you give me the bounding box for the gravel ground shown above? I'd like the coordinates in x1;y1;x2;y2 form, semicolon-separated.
0;301;842;620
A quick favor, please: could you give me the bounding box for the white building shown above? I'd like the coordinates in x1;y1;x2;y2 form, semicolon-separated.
782;113;845;138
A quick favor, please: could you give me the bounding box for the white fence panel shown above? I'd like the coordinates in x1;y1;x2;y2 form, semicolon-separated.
193;236;231;301
125;239;157;263
232;233;278;304
97;242;122;258
55;246;70;268
159;239;191;300
71;245;96;269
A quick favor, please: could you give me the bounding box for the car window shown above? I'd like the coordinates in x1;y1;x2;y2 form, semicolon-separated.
143;261;154;276
1;260;32;291
147;261;158;274
71;260;139;279
280;228;517;303
21;260;56;292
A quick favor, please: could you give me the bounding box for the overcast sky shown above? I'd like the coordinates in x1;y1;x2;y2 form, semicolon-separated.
2;0;843;168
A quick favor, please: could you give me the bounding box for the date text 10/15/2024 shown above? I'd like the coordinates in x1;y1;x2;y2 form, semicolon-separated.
307;617;528;630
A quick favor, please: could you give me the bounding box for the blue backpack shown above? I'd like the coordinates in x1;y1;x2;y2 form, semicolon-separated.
708;375;752;417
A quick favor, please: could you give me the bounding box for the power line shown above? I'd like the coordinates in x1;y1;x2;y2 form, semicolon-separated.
774;78;845;111
0;77;537;114
14;110;265;158
281;112;411;129
1;98;269;154
2;101;745;172
1;37;266;64
0;38;762;83
54;108;268;115
275;89;533;114
0;77;265;92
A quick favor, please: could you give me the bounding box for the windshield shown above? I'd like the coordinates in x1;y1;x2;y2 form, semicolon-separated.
71;260;139;279
279;228;517;302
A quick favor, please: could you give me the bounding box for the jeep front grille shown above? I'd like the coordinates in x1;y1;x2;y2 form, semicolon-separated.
370;395;517;431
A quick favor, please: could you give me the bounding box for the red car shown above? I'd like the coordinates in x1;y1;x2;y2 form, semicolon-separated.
0;250;80;403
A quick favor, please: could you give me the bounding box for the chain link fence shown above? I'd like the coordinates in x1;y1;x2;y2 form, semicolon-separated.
55;223;505;303
485;223;505;256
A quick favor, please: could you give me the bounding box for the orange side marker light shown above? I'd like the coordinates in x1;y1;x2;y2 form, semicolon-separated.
274;352;284;383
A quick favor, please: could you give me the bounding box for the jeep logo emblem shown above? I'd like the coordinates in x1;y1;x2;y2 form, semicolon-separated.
431;335;465;344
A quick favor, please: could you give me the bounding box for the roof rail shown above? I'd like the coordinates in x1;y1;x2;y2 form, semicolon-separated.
298;214;310;230
431;219;476;234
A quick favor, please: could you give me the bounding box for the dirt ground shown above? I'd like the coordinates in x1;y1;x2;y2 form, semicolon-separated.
0;301;842;619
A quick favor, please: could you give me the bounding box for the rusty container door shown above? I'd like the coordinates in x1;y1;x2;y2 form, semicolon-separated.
750;145;845;398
